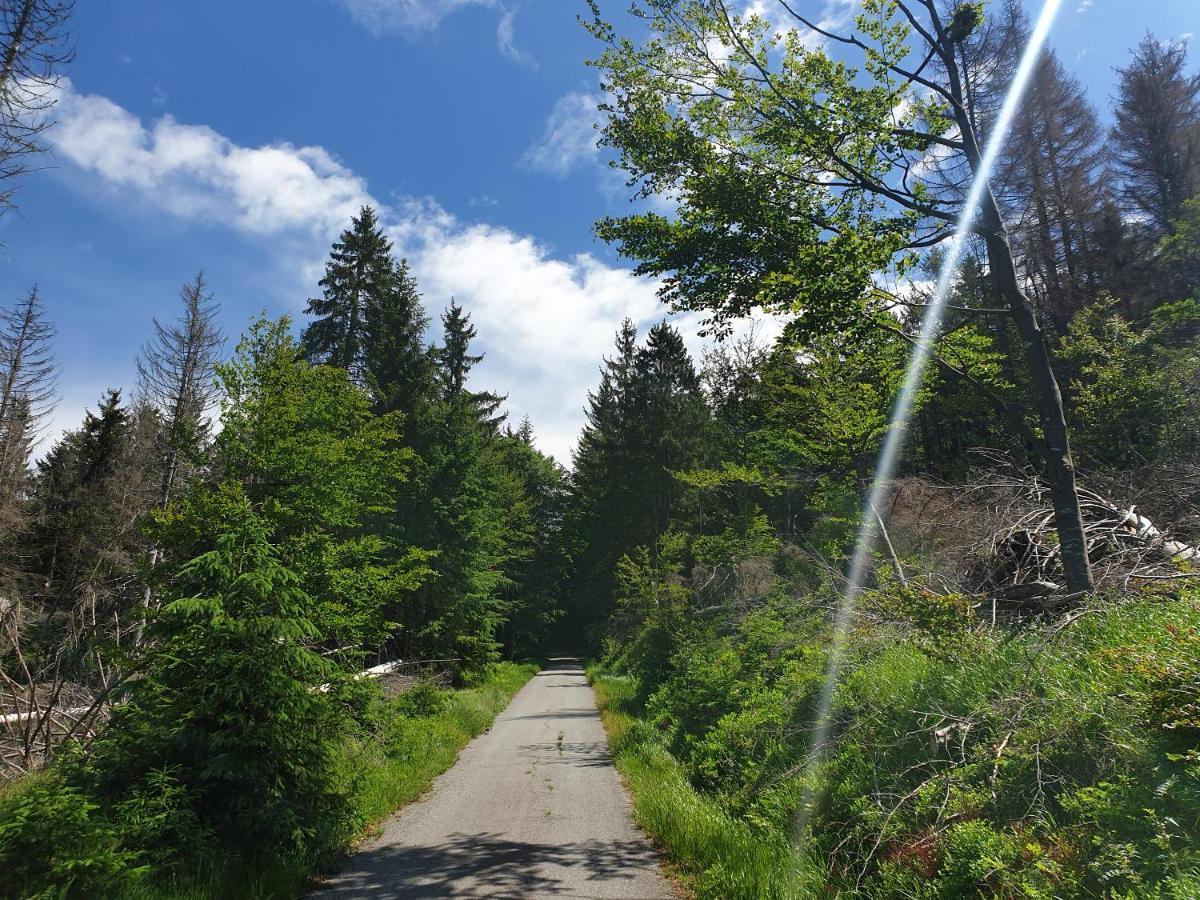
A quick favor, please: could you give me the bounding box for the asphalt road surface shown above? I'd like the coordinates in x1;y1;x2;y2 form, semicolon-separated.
313;659;674;899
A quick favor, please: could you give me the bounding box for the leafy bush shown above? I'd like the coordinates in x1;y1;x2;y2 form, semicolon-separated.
392;680;449;719
599;590;1200;897
0;773;140;899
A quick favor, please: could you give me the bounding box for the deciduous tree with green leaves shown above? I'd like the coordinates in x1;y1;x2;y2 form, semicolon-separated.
586;0;1094;591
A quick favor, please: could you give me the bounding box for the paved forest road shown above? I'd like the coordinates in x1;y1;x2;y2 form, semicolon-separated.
313;659;674;899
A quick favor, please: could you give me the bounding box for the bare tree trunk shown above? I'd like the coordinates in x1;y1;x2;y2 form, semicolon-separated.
0;2;36;92
977;203;1093;592
937;24;1095;594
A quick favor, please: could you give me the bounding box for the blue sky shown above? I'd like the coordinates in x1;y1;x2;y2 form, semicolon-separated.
0;0;1195;463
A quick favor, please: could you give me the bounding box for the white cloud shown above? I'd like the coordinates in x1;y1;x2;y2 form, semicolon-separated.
521;91;603;177
338;0;493;33
47;81;739;464
497;7;536;68
1075;0;1094;13
53;83;371;237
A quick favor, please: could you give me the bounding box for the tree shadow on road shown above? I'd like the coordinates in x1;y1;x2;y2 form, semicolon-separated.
312;831;663;898
515;740;616;769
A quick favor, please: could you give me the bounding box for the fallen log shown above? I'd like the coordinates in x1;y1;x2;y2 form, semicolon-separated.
997;580;1062;602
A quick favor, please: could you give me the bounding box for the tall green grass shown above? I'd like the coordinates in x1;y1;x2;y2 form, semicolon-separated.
592;594;1200;899
591;673;825;899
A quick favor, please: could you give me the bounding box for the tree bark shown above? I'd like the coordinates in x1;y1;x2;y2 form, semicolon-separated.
935;21;1095;593
977;197;1093;592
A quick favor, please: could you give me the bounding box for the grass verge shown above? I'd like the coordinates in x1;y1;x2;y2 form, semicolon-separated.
589;669;823;900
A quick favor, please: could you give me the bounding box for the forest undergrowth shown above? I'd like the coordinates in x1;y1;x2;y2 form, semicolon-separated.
592;590;1200;898
0;662;536;899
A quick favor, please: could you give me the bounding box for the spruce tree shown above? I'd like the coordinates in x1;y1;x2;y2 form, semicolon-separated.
365;258;437;420
1113;36;1200;235
0;287;57;491
0;288;56;602
87;502;355;870
496;424;569;657
631;322;710;538
565;320;709;646
387;301;527;668
433;299;506;430
136;272;223;510
302;205;395;382
0;1;75;220
28;389;157;670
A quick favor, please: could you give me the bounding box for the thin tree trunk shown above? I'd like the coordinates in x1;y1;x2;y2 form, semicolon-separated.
0;2;35;92
979;203;1093;592
939;28;1095;594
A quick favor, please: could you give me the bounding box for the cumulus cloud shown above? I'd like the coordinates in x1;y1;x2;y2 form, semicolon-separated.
521;91;604;178
53;84;371;236
338;0;493;33
46;81;708;463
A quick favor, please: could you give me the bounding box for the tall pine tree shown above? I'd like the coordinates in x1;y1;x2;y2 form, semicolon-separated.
365;258;437;421
433;300;505;431
302;205;395;382
565;320;709;647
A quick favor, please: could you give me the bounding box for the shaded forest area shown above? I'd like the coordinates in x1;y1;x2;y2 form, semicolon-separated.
1;0;1199;897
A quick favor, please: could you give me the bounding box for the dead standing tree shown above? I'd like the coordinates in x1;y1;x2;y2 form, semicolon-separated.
134;273;223;637
136;273;223;512
0;0;74;218
588;0;1094;591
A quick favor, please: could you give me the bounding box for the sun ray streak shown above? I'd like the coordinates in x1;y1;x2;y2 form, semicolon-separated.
793;0;1066;849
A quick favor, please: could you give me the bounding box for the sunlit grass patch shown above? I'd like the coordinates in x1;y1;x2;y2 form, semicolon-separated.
591;671;825;899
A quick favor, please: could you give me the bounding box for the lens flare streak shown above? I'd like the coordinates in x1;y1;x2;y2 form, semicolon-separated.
793;0;1066;846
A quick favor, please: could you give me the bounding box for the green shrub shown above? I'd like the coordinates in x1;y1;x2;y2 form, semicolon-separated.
598;593;1200;897
0;773;141;899
392;680;449;718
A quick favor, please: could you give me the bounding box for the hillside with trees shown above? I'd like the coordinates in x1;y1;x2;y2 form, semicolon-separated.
1;0;1199;897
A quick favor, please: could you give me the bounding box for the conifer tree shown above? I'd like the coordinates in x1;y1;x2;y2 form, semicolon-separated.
302;205;395;382
0;288;56;602
1113;36;1200;235
0;288;56;492
365;258;437;420
28;389;157;668
0;1;74;218
496;424;569;657
631;322;710;537
565;320;709;645
87;502;355;870
433;299;506;431
136;272;223;510
387;301;525;668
